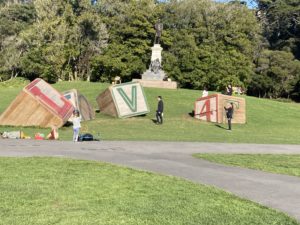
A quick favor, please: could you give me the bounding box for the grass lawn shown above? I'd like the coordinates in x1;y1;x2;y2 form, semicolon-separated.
193;154;300;177
1;80;300;143
0;157;299;225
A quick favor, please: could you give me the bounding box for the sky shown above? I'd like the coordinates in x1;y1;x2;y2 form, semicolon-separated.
215;0;258;8
157;0;258;9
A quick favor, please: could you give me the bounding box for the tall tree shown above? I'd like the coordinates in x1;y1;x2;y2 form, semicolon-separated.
91;0;157;82
252;0;300;100
256;0;300;59
19;0;107;82
161;0;261;90
0;2;36;79
250;50;300;98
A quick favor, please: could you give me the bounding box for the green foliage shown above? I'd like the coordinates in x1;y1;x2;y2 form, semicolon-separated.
257;0;300;58
160;0;260;90
0;0;299;100
250;50;300;98
0;0;107;82
91;0;156;82
0;157;299;225
0;2;36;80
19;0;108;82
253;0;300;100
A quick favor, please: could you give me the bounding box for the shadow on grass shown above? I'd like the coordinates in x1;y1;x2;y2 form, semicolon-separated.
151;119;158;124
215;124;228;130
188;110;195;117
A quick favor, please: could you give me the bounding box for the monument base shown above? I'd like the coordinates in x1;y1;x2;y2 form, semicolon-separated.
142;69;166;80
132;79;177;89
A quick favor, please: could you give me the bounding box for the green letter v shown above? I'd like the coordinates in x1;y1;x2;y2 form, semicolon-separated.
117;86;137;112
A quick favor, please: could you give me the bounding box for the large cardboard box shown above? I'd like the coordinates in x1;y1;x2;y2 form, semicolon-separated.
96;82;150;118
194;94;246;124
0;78;74;128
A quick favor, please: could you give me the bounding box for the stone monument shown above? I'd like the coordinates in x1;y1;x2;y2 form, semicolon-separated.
141;45;166;81
134;19;177;89
142;19;166;80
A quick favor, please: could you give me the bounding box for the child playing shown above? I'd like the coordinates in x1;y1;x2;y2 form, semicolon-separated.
72;110;81;142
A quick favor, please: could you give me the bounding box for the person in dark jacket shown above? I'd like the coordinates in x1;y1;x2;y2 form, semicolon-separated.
224;102;234;130
156;96;164;124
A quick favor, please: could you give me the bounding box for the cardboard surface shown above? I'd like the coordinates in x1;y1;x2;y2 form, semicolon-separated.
0;78;74;127
194;94;246;124
97;82;150;118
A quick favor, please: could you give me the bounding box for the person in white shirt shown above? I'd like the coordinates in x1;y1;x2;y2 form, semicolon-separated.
202;87;208;97
72;110;81;142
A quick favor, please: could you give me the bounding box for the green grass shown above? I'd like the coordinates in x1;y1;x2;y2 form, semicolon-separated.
0;157;298;225
1;80;300;143
193;154;300;177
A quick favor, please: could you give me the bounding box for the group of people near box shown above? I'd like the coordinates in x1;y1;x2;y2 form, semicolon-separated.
2;87;236;140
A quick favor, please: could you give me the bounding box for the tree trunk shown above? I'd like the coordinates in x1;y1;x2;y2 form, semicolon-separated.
74;71;78;81
69;72;74;81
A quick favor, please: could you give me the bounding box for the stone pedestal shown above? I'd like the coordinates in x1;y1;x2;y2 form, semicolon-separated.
133;79;177;89
142;69;166;81
151;44;163;63
137;44;178;89
142;44;166;81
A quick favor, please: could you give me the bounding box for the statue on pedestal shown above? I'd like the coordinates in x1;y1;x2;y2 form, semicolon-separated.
154;19;163;44
133;20;177;88
141;19;166;81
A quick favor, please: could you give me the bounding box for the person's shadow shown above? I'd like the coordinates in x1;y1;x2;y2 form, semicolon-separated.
188;110;194;117
215;124;228;130
151;119;158;124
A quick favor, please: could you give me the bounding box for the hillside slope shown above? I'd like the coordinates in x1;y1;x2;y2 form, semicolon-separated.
1;81;300;144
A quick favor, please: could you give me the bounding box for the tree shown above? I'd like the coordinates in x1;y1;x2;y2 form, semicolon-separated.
256;0;300;59
91;0;157;82
249;50;300;98
19;0;107;82
0;2;35;80
160;0;261;90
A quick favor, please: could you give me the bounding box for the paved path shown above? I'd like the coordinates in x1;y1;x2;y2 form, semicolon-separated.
1;139;300;221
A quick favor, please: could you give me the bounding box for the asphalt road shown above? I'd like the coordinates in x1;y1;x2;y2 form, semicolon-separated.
1;139;300;221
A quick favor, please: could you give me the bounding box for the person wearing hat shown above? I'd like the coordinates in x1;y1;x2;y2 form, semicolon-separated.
156;96;164;124
72;110;81;141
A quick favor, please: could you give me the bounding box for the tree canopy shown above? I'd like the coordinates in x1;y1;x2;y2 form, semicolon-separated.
0;0;299;99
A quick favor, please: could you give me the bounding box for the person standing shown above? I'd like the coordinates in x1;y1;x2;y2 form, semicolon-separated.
226;84;233;96
156;96;164;124
224;103;234;131
72;110;81;141
202;87;208;97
